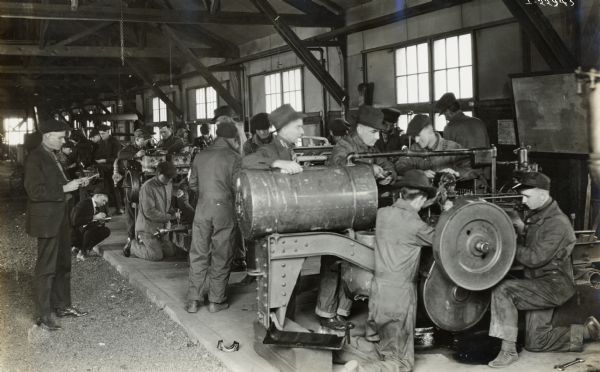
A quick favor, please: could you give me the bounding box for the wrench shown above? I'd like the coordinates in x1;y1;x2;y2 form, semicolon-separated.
554;358;584;371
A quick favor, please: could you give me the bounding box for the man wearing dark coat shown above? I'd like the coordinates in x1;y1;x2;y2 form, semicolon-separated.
25;119;88;331
488;172;600;367
186;118;241;314
71;187;111;261
157;122;185;154
94;124;122;213
243;112;272;156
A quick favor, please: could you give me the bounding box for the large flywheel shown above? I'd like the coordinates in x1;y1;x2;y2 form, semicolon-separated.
433;199;516;291
421;261;490;332
123;169;142;203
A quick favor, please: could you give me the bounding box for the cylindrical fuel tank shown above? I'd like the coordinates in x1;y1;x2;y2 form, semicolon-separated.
236;165;378;239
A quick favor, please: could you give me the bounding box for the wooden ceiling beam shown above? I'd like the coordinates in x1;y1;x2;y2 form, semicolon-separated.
0;44;229;58
51;21;114;47
0;2;337;27
0;65;133;75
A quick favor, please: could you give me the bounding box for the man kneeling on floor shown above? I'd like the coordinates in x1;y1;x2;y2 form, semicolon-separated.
71;186;111;261
488;171;600;368
126;161;180;261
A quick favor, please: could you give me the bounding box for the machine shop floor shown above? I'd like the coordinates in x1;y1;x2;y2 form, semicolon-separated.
99;216;600;372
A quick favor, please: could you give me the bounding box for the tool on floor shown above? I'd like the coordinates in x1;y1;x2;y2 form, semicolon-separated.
217;339;240;352
554;358;584;371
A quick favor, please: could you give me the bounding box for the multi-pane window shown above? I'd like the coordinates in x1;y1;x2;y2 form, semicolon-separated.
395;43;429;104
3;118;34;145
265;68;303;113
195;87;217;120
152;97;167;122
433;34;473;100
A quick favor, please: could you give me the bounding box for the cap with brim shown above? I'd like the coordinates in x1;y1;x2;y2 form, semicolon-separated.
269;104;306;131
382;108;401;124
435;92;458;113
39;119;70;134
512;171;551;191
329;118;350;136
397;169;437;199
62;141;75;149
133;129;152;140
212;106;236;122
98;124;111;132
250;113;271;131
89;128;100;137
355;105;386;131
406;114;432;137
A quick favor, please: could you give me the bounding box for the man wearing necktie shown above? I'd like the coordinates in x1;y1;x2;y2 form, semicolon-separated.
25;119;89;331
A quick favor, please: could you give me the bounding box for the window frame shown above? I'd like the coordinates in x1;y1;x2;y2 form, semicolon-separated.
151;96;168;123
193;86;218;120
248;66;305;115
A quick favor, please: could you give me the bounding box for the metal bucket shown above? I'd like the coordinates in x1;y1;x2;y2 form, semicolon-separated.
236;165;378;239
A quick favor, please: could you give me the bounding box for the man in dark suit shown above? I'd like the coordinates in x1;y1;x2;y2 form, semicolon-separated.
71;187;111;261
94;124;123;213
186;118;241;314
25;119;89;331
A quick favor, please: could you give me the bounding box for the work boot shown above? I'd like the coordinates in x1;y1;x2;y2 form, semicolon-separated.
185;300;200;314
36;316;61;331
123;239;131;258
488;350;518;368
208;302;229;313
55;306;88;318
584;316;600;341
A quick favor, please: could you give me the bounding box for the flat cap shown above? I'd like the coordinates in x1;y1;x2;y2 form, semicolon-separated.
435;92;458;113
269;104;305;131
156;161;177;179
216;118;238;139
406;114;432;137
250;113;271;131
513;172;551;191
39;119;69;134
213;106;236;122
133;128;152;139
157;121;171;129
88;128;100;137
355;105;386;131
329;118;350;136
397;170;437;199
98;124;111;132
381;108;401;124
62;141;74;149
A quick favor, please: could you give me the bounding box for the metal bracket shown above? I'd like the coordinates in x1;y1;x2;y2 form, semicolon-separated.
217;339;240;352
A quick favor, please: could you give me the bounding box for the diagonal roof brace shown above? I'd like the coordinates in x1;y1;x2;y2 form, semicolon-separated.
501;0;576;69
250;0;347;106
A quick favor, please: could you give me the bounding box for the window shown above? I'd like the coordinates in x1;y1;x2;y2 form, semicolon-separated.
195;87;217;120
265;68;303;113
3;118;34;145
395;43;429;104
152;97;167;122
433;34;473;100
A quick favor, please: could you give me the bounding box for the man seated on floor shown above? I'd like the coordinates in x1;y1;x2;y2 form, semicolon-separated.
71;186;111;261
488;172;600;368
125;161;180;261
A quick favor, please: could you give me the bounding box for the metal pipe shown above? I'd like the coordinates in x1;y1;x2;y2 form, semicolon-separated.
345;148;492;166
587;70;600;184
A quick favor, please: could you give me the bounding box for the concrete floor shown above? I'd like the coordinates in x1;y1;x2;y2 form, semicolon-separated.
99;216;600;372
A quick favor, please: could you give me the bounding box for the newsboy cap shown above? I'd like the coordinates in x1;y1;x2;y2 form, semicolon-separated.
355;105;386;131
216;118;238;139
212;106;236;122
88;128;100;138
513;172;551;191
397;170;437;199
98;124;111;132
133;128;152;139
435;92;458;113
406;114;432;137
329;118;350;136
381;108;402;124
269;104;305;131
250;113;271;131
39;119;70;134
156;161;177;179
